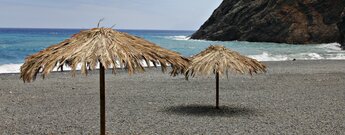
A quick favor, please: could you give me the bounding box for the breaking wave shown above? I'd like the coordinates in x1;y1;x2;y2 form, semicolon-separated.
1;52;345;74
0;60;162;74
249;52;345;61
0;63;22;73
164;36;191;41
316;43;342;52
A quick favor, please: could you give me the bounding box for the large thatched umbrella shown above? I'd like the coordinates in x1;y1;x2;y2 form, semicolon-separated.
20;27;189;134
185;45;266;109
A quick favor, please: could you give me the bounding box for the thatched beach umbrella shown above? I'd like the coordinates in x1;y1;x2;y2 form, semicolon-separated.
185;45;266;109
20;28;189;134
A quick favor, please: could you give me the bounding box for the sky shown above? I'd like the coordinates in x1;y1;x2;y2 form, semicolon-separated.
0;0;223;30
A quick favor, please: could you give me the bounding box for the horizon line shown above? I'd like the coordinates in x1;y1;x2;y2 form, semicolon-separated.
0;27;197;31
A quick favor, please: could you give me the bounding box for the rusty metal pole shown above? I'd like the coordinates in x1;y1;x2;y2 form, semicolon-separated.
216;72;219;109
100;63;105;135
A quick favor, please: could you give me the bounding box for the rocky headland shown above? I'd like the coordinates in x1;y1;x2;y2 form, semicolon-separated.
191;0;345;48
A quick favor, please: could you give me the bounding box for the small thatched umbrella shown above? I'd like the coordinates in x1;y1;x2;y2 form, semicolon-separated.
185;45;266;109
20;27;189;134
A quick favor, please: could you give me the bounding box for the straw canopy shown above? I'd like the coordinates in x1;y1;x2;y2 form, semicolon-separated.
185;45;266;79
20;28;189;82
20;27;189;134
185;45;266;109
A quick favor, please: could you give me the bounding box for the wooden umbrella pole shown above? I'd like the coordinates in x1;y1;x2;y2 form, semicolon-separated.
100;63;106;135
216;72;219;109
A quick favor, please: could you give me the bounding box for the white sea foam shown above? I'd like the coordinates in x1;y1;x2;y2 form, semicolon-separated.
0;60;162;74
163;35;217;43
302;53;324;60
248;51;345;61
165;36;191;41
325;53;345;60
0;64;22;73
316;43;342;52
0;63;80;74
2;52;345;74
1;50;345;74
249;52;289;61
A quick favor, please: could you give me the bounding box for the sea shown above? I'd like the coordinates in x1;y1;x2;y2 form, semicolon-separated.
0;28;345;73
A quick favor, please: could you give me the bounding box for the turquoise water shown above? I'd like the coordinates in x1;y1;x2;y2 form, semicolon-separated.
0;28;344;73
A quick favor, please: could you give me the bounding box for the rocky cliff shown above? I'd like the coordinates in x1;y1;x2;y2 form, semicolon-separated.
191;0;345;48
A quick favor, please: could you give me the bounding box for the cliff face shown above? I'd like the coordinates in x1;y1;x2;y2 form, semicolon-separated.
191;0;345;47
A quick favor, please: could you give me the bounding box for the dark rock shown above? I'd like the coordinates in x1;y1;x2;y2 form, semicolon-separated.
191;0;345;48
338;8;345;49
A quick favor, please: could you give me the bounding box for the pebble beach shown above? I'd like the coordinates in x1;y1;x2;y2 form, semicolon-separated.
1;60;345;134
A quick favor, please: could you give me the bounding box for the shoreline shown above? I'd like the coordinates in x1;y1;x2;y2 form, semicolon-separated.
1;59;345;75
1;60;345;134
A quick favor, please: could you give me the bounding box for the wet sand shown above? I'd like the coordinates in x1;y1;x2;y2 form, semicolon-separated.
1;60;345;134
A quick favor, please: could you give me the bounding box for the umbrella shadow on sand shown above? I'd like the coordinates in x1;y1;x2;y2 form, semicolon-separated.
163;105;257;117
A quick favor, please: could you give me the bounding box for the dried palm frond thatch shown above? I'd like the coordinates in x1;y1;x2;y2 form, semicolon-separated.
185;45;266;79
20;28;189;82
20;27;189;135
185;45;266;109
